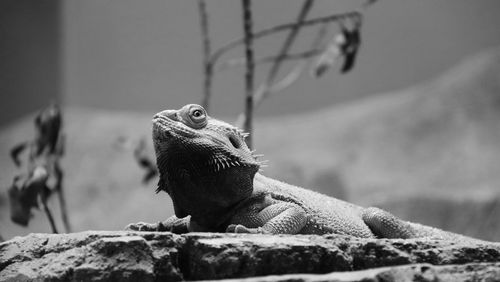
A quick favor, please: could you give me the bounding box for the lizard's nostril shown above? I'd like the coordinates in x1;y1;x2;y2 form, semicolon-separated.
154;110;178;121
165;110;178;120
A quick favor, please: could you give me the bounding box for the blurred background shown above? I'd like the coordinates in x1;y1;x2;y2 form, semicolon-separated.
1;0;500;241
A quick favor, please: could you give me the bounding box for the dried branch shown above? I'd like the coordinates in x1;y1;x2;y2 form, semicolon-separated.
241;0;255;148
197;0;213;111
309;21;336;77
41;197;58;234
311;21;331;50
266;61;306;94
210;10;360;66
236;0;314;128
199;1;371;138
252;19;331;98
54;161;71;232
256;0;314;106
217;49;322;71
218;20;330;72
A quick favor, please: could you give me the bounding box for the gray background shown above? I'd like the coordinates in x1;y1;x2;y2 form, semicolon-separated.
1;0;500;125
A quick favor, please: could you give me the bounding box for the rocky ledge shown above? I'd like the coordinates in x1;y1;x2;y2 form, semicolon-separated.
1;231;499;281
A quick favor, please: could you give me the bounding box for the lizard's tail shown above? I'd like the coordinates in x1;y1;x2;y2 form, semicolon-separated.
362;207;487;243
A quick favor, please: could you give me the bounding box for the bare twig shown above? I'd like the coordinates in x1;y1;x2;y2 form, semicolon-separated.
266;61;306;94
247;19;331;104
309;21;335;77
197;0;213;111
311;21;331;50
54;161;71;232
41;197;58;234
256;0;314;106
241;0;255;148
210;10;360;66
236;0;315;128
218;49;322;71
218;20;330;72
235;62;307;128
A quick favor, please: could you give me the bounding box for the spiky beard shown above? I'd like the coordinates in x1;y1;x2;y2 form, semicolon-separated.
155;149;259;194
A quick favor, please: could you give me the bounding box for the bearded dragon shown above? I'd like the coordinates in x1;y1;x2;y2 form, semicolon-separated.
127;104;485;242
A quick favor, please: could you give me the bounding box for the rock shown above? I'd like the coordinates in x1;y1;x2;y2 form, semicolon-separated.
220;263;500;282
0;231;184;281
1;231;499;281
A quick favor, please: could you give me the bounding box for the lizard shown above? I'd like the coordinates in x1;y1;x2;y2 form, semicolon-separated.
127;104;486;242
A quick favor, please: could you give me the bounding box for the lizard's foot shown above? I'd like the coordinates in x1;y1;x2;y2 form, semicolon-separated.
125;222;162;232
226;224;269;234
362;207;414;239
125;217;190;233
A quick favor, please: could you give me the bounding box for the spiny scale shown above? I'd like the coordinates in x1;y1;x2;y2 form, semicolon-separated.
212;155;246;172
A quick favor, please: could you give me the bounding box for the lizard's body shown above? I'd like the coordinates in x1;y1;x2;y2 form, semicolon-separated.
128;104;486;243
232;173;372;237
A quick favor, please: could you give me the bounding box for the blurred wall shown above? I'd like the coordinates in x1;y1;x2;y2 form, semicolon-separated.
61;0;500;118
2;1;500;125
0;0;61;127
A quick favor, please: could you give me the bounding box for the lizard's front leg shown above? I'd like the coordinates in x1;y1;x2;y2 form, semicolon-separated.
125;216;193;233
227;196;308;234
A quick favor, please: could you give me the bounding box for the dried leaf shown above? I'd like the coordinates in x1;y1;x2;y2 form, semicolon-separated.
339;18;361;74
134;138;158;184
311;33;345;78
34;104;62;156
10;142;28;167
9;167;50;226
8;178;32;226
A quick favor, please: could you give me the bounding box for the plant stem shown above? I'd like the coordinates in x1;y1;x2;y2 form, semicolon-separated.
197;0;213;111
217;49;322;71
41;198;58;234
241;0;254;149
256;0;314;107
54;161;71;232
211;10;359;67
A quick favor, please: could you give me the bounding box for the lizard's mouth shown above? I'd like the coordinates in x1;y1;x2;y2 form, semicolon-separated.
153;113;198;139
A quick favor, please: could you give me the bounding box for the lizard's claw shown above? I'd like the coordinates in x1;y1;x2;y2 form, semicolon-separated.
125;222;160;232
126;218;189;233
226;224;268;234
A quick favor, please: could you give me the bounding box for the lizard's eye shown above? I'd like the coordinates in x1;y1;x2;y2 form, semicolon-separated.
191;109;203;118
184;105;207;128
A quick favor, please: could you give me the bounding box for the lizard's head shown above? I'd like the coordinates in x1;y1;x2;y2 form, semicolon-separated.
152;104;260;224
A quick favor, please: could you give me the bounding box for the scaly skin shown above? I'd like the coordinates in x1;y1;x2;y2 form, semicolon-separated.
127;104;486;242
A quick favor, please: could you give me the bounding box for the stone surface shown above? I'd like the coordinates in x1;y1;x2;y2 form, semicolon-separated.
0;231;184;281
1;231;499;281
220;263;500;282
